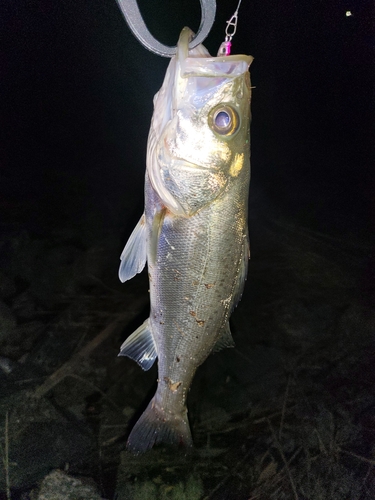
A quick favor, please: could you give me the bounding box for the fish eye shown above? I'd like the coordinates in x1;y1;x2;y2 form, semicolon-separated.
215;111;230;128
208;105;239;137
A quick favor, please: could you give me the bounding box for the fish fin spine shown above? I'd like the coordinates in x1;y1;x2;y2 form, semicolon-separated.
127;398;193;454
118;319;157;371
118;213;147;283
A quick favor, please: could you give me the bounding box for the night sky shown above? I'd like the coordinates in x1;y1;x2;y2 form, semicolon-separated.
1;0;374;244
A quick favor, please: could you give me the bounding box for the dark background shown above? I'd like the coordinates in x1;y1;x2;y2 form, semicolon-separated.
1;0;374;246
0;1;375;496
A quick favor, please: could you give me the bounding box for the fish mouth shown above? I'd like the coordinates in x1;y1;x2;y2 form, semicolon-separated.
177;27;253;78
178;27;253;68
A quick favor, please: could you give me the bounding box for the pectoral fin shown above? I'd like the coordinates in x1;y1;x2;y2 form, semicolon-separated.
119;214;147;283
118;319;157;371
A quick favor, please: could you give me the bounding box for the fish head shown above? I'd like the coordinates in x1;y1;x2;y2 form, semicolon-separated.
147;27;253;217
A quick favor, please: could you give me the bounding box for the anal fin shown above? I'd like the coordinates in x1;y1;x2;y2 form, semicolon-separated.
213;322;235;352
231;229;250;310
118;319;157;371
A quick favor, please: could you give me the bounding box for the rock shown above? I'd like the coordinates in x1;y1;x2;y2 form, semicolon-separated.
116;450;204;500
37;469;102;500
0;421;96;491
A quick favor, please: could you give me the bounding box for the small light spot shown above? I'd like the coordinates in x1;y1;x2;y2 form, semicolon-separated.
170;381;182;392
164;376;182;392
345;10;352;17
229;153;244;177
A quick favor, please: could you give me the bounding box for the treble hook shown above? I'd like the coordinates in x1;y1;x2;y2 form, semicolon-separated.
116;0;216;57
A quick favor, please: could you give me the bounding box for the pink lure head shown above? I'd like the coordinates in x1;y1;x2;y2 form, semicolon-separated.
217;40;232;56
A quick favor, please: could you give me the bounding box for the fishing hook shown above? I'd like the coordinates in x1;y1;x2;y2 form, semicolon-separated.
116;0;216;57
217;0;243;56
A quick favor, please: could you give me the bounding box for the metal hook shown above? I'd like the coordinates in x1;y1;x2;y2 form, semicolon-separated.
116;0;216;57
217;0;243;57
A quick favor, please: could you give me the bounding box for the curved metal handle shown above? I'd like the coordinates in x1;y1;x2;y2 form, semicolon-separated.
116;0;216;57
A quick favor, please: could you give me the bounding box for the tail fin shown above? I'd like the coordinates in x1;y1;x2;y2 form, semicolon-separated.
127;398;193;454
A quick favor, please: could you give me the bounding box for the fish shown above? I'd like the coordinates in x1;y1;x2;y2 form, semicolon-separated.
118;27;253;453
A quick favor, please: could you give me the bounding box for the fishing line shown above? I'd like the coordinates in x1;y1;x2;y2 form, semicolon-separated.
217;0;243;56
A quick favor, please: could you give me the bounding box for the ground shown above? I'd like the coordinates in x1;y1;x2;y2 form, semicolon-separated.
0;188;373;500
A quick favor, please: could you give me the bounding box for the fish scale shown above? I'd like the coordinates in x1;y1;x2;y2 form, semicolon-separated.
118;27;252;453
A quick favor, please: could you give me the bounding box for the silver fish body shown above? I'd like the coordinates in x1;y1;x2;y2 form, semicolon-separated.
119;28;253;453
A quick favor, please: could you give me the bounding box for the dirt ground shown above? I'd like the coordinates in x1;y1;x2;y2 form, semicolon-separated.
0;189;374;500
